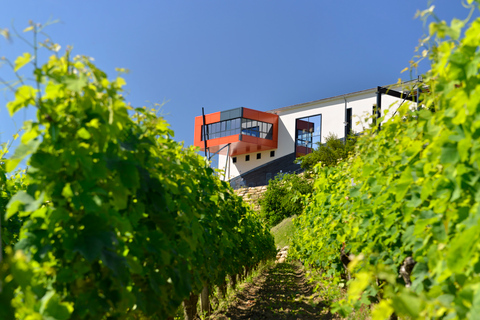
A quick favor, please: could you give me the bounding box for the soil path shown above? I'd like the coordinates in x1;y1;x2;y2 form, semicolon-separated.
213;262;337;320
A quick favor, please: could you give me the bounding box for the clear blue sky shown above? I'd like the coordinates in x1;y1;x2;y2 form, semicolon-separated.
0;0;474;150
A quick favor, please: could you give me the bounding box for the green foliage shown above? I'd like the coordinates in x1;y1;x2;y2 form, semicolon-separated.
1;141;26;250
260;173;312;227
291;2;480;319
270;215;296;248
0;25;276;319
0;246;73;320
295;133;357;171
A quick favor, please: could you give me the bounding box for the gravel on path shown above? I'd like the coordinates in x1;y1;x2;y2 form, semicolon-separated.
213;262;339;320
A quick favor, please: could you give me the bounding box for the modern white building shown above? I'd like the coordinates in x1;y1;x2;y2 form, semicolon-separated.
194;81;420;187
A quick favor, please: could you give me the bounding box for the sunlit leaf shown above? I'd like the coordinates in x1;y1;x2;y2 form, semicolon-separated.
14;52;32;72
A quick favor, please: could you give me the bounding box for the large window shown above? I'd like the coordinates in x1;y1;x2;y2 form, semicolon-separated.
296;127;313;148
241;118;273;139
295;114;321;157
345;108;352;137
201;118;273;141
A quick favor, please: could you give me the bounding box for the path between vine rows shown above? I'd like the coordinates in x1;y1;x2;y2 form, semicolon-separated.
213;262;339;320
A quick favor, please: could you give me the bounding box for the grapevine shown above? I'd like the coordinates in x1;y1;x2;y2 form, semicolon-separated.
291;1;480;319
0;24;275;319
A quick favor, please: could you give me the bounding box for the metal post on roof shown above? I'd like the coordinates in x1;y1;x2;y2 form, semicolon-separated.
376;87;382;131
202;107;208;158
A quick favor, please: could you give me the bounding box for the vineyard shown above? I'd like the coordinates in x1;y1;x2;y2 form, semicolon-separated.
291;1;480;319
0;24;275;319
3;1;480;319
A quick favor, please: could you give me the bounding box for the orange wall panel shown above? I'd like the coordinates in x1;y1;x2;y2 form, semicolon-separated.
194;108;279;156
193;112;221;149
193;116;203;147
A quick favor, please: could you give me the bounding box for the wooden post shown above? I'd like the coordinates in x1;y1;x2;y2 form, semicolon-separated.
229;274;237;290
218;279;227;299
201;285;211;317
183;293;199;320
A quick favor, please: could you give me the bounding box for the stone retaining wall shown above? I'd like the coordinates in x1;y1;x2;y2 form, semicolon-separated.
235;185;267;212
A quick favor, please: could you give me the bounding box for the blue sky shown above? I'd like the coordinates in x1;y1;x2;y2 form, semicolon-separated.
0;0;474;151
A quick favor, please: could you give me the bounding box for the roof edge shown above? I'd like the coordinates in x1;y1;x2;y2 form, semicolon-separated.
267;80;418;114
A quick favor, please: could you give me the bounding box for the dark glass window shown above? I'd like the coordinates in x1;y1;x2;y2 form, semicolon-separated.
257;153;261;160
232;157;237;163
265;123;273;140
233;118;240;129
346;108;352;137
295;114;321;157
242;126;260;137
201;117;274;141
270;150;275;157
245;155;250;161
296;129;313;148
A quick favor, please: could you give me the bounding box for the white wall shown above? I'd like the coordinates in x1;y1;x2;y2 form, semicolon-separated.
219;149;277;180
219;83;416;180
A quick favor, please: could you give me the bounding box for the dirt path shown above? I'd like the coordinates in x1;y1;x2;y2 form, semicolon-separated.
213;262;337;320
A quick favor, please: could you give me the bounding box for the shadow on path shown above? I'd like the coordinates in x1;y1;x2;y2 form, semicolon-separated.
215;262;336;320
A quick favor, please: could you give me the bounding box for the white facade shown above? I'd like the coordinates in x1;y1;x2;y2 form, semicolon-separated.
219;82;417;181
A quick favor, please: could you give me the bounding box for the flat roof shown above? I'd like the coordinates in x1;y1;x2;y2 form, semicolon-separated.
267;80;418;114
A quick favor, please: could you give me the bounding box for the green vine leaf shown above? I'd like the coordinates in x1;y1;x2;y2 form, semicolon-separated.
13;52;32;72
